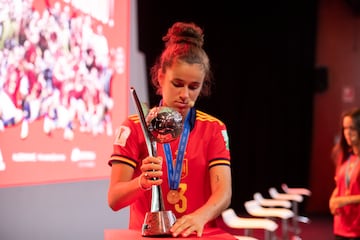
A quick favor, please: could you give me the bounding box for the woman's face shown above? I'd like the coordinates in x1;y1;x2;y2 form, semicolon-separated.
343;116;359;146
158;60;205;117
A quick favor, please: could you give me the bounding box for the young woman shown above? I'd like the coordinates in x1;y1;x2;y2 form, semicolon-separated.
107;22;232;238
329;107;360;240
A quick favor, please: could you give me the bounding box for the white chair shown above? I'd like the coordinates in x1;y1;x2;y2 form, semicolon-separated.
281;183;311;197
234;236;259;240
269;187;308;238
281;183;312;227
253;192;291;208
222;208;277;240
269;187;303;203
244;200;294;240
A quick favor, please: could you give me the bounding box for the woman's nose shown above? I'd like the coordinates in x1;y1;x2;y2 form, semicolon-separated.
180;87;190;99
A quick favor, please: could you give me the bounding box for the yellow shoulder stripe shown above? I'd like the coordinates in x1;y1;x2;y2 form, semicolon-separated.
129;114;140;123
196;110;224;125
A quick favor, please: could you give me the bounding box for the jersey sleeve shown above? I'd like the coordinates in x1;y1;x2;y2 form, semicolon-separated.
108;114;148;168
208;120;231;168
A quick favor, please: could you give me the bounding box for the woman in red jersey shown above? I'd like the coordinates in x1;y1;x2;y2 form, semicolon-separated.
330;107;360;240
107;22;232;238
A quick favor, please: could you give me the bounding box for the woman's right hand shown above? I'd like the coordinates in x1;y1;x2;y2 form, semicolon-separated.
329;195;350;215
138;156;163;189
329;196;339;215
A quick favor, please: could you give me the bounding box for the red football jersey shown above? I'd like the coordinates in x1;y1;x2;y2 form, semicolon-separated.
333;154;360;237
109;109;231;230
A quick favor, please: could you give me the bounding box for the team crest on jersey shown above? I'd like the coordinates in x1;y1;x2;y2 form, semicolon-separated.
114;126;131;146
221;130;229;150
180;158;188;178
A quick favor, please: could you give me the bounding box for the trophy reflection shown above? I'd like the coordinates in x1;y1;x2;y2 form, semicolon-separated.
130;87;183;237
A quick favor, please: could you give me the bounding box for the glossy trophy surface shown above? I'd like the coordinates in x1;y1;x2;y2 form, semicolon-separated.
146;106;183;143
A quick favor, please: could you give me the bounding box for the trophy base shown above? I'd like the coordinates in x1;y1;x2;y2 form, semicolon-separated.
142;210;176;237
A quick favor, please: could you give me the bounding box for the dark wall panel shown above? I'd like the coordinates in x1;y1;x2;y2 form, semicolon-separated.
137;0;319;214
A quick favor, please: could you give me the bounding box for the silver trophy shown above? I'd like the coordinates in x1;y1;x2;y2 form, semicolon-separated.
130;87;183;237
147;106;183;143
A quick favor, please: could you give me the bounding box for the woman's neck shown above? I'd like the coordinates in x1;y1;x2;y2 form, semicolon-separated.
352;145;360;156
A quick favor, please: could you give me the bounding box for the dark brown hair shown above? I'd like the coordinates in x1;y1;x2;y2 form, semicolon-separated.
332;107;360;169
150;22;213;96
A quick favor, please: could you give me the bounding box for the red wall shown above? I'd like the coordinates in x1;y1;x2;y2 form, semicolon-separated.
309;0;360;213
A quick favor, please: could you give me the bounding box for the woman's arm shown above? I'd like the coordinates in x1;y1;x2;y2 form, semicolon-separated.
194;165;232;223
335;194;360;209
107;163;141;211
107;156;164;211
329;187;339;215
170;165;232;237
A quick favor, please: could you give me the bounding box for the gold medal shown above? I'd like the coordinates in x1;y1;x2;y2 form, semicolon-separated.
167;189;180;204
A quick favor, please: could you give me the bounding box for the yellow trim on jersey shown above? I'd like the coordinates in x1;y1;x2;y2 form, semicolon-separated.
196;110;224;125
209;159;231;168
128;114;140;124
110;155;137;168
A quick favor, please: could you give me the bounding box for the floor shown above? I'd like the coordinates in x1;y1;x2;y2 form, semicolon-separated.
219;213;333;240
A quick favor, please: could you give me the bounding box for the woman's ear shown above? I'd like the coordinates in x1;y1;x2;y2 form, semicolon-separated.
158;69;164;87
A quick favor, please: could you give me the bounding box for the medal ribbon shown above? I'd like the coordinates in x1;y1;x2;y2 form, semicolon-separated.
345;156;360;189
163;111;191;190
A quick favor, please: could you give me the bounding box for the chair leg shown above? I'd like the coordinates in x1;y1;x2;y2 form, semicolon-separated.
265;230;277;240
282;218;289;240
292;201;300;235
290;201;312;239
265;230;270;240
271;232;278;240
244;229;252;236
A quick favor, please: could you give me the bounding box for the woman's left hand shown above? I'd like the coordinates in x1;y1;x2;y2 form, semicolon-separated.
170;213;206;237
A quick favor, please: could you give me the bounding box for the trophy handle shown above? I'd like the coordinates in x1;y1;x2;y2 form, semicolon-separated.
130;87;155;157
130;87;165;212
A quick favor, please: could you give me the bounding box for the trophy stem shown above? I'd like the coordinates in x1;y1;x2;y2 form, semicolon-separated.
151;185;165;212
149;140;165;212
